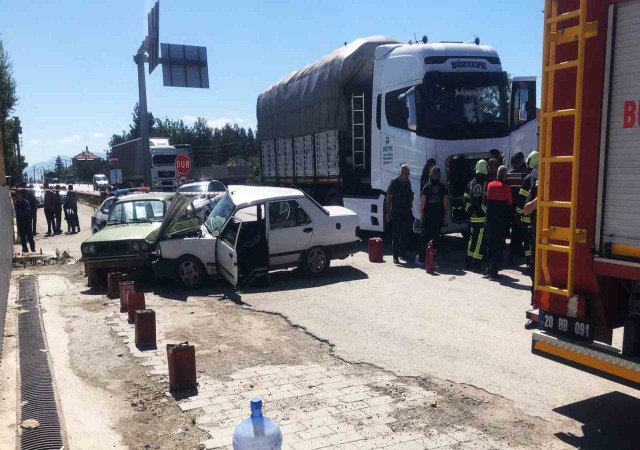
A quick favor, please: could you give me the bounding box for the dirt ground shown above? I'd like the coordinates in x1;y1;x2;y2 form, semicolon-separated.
5;257;566;450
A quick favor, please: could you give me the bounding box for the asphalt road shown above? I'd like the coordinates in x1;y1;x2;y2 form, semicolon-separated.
60;206;638;437
238;236;636;425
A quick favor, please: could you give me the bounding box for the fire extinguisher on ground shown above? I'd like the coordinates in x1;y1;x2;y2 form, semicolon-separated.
426;240;436;274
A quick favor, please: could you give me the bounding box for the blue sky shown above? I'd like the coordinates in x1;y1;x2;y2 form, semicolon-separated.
1;0;543;166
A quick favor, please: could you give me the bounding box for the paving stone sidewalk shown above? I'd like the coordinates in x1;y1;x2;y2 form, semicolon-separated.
104;305;552;450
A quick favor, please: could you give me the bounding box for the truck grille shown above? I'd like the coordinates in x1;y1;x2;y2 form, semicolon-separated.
158;170;175;178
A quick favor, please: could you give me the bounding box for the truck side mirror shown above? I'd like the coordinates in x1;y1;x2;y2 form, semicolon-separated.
399;87;419;132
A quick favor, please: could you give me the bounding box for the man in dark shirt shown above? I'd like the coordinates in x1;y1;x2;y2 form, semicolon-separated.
43;183;55;235
386;164;414;264
417;166;448;266
14;190;36;253
485;166;513;279
53;185;63;234
24;185;39;235
64;184;80;233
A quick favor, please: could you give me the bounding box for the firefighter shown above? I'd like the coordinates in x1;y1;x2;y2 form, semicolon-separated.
464;160;489;271
506;152;526;265
485;166;513;279
524;179;539;329
516;151;539;268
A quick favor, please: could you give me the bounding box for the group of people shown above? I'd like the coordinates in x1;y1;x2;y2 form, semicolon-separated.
13;183;80;254
385;150;539;285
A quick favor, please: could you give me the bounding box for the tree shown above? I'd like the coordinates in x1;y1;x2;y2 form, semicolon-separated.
0;36;23;182
55;156;64;178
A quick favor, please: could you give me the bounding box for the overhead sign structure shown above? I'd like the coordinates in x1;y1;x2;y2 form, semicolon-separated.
161;43;209;89
175;154;192;176
147;1;160;74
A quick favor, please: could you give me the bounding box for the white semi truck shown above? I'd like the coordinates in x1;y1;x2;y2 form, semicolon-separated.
257;36;538;233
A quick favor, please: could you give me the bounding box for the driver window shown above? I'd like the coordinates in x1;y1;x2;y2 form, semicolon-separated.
513;84;530;125
101;199;114;214
269;200;312;230
221;217;241;247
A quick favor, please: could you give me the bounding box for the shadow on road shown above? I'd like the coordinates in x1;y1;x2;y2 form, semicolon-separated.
251;265;369;293
553;391;640;448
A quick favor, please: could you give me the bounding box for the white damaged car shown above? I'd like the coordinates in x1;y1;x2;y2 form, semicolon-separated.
153;186;361;288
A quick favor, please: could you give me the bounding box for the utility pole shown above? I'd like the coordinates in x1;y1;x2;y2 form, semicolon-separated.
134;45;152;189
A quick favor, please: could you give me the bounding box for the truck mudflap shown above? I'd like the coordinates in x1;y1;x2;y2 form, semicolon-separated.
532;330;640;389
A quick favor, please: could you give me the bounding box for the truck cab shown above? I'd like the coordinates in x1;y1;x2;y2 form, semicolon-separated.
367;42;537;233
149;142;178;191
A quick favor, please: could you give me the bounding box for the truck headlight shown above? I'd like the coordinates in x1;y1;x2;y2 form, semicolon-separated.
132;242;140;252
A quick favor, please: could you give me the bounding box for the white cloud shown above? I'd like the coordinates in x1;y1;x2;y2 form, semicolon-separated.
58;135;81;144
206;117;232;128
93;132;105;138
28;139;39;145
181;115;198;125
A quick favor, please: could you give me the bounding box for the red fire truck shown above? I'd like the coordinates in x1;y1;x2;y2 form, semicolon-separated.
530;0;640;388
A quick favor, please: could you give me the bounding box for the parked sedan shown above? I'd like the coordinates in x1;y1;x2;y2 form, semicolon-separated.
153;186;361;288
176;180;226;220
81;193;176;286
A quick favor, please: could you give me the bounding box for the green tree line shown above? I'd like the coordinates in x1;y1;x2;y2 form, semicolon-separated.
1;37;28;184
109;104;260;176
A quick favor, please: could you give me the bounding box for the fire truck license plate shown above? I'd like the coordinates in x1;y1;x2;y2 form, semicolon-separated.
539;312;594;342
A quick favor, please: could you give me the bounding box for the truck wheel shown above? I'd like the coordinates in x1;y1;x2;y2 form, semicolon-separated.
325;190;343;206
176;256;206;288
304;247;331;276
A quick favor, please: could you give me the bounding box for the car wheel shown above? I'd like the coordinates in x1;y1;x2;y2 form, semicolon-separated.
86;265;97;287
176;256;206;288
304;247;330;276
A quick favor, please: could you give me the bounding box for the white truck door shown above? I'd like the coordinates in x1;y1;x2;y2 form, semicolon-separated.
216;216;241;287
509;76;539;160
600;1;640;253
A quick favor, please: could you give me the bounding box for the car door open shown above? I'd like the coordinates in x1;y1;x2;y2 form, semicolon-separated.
217;216;241;286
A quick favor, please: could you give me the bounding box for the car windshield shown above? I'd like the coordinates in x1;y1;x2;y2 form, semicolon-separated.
107;199;165;224
204;192;235;233
177;184;206;197
422;72;509;140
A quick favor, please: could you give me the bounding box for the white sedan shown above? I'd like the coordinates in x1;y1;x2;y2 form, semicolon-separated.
153;186;361;288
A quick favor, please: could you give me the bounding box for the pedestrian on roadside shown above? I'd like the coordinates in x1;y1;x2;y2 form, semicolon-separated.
464;160;489;271
485;166;513;279
516;151;539;269
386;164;414;264
489;149;503;166
43;183;55;236
53;185;63;234
416;166;449;266
25;184;39;235
14;190;36;254
506;152;526;265
64;184;80;233
524;179;538;330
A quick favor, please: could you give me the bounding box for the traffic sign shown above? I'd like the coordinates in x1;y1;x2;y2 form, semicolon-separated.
110;157;119;163
175;154;191;176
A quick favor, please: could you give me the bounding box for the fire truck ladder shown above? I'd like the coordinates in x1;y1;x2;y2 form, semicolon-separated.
351;94;366;169
535;0;597;298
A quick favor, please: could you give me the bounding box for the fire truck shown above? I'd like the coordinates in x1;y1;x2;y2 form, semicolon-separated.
530;0;640;388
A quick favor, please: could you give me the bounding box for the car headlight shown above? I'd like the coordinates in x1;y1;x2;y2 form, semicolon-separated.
132;242;140;252
81;245;88;255
141;241;149;251
88;245;96;254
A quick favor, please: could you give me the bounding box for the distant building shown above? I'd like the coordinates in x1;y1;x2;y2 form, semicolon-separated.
72;146;103;182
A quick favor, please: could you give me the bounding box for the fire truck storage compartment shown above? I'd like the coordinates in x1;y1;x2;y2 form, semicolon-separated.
600;0;640;259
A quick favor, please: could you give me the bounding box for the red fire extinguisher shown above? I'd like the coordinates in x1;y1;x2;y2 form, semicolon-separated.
426;240;436;274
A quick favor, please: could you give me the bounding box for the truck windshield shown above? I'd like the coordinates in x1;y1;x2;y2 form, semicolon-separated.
205;192;235;234
152;154;177;165
422;72;509;140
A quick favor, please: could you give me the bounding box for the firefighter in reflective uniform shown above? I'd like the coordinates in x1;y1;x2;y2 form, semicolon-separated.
516;151;539;267
464;160;489;270
506;152;526;265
